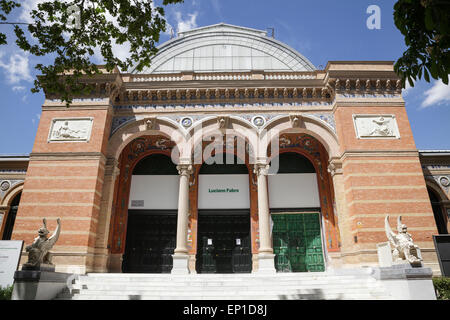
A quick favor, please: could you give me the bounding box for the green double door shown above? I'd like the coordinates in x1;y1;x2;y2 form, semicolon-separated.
272;212;325;272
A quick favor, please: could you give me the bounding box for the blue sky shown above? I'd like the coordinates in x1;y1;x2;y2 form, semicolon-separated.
0;0;449;154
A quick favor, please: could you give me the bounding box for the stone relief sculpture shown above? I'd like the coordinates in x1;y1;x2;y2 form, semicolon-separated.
368;117;393;137
385;215;422;267
353;115;399;139
54;121;85;139
23;218;61;270
49;118;93;142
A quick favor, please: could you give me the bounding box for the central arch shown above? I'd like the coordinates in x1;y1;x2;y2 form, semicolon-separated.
195;154;253;273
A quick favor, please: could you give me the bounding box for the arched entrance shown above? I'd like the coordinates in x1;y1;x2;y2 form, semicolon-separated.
2;192;21;240
108;135;178;273
122;154;179;273
269;152;325;272
266;133;340;272
195;154;253;273
427;187;448;234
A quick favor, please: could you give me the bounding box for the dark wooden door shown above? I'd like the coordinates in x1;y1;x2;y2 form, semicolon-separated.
122;210;177;273
196;211;252;273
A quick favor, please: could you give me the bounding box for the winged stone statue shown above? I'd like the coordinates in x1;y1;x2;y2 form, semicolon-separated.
23;218;61;270
385;215;422;267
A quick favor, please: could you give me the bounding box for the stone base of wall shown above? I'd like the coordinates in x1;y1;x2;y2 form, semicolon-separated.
328;248;442;276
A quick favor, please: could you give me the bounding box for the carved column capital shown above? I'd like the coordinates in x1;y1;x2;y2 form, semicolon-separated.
253;163;270;176
177;164;193;177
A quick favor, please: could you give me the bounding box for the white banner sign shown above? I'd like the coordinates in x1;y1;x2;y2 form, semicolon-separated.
268;173;320;208
129;175;179;210
198;174;250;209
0;240;23;288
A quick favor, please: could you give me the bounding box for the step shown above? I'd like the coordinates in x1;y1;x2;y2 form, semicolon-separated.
76;275;376;283
63;292;391;300
57;272;392;300
70;283;382;291
71;287;386;296
74;278;377;286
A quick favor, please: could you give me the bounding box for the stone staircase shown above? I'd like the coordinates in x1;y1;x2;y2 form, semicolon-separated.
55;271;393;300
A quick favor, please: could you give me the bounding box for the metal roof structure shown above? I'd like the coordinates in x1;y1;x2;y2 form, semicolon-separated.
132;23;316;74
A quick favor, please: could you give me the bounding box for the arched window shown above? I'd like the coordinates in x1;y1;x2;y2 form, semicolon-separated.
2;192;21;240
428;187;448;234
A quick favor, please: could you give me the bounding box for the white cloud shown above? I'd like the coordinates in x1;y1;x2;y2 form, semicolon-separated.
18;0;42;24
0;53;33;84
175;11;198;33
12;86;26;92
421;79;450;108
402;80;414;97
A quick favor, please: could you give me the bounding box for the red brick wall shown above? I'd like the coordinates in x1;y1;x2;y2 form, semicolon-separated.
12;105;113;271
335;105;438;257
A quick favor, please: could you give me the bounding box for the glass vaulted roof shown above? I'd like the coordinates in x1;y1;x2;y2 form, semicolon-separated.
131;23;316;74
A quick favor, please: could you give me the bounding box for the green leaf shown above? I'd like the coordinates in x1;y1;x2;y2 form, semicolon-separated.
424;8;434;31
442;72;449;85
423;67;430;82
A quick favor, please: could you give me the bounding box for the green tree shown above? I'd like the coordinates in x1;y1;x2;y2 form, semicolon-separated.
394;0;450;87
0;0;183;105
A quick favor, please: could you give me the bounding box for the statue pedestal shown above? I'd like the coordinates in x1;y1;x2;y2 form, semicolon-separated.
12;270;77;300
21;263;55;272
371;264;436;300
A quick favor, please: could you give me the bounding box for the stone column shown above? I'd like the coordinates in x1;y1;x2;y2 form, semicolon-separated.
172;163;193;274
0;206;8;237
95;158;120;273
254;163;276;273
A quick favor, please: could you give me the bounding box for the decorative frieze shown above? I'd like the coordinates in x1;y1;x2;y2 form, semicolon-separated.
113;87;332;105
328;78;402;97
352;115;400;139
48;118;94;142
113;100;332;112
109;112;337;138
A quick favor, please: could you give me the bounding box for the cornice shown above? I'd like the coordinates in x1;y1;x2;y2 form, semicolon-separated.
39;67;408;110
339;149;420;161
111;86;333;106
113;102;335;116
29;152;107;163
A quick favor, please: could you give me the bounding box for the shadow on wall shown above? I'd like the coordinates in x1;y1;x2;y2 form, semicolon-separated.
126;289;344;300
278;289;343;300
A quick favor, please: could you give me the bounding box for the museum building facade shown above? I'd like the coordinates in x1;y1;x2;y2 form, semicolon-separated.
0;24;449;275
